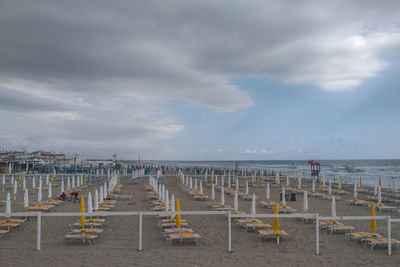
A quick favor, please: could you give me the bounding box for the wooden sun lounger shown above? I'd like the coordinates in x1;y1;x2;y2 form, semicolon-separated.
152;205;166;211
349;199;370;206
0;229;8;239
243;222;271;232
237;218;262;226
0;218;26;224
319;221;343;229
27;204;55;212
45;199;63;205
86;218;106;223
258;229;288;244
103;200;117;205
346;232;382;243
278;206;296;214
239;194;253;201
322;194;342;201
165;232;201;246
334;190;350;195
0;222;21;231
193;194;209;201
160;222;189;229
64;233;98;245
71;228;103;234
213;205;234;211
365;238;400;251
259;200;277;208
375;204;397;212
162;228;194;238
72;222;103;228
326;225;355;234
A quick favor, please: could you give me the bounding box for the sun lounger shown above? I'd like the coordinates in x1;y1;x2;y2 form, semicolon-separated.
71;228;103;234
64;233;98;245
162;228;194;238
243;222;271;232
213;205;234;211
311;192;323;198
160;222;189;229
237;218;262;226
193;194;209;201
258;229;288;244
45;199;63;205
334;190;349;195
72;222;103;228
27;204;55;212
259;200;277;208
86;218;106;223
349;199;370;206
326;224;355;234
374;204;397;212
239;194;253;201
0;222;21;231
103;200;117;205
319;221;342;229
278;205;296;214
322;194;342;201
365;238;400;251
165;232;201;246
346;232;382;243
0;218;26;224
0;229;8;239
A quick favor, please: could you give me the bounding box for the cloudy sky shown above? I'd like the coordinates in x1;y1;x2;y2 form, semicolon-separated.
1;1;400;160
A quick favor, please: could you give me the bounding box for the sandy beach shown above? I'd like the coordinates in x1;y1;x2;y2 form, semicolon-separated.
1;173;400;267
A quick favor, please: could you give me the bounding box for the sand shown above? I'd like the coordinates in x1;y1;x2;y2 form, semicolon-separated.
0;173;400;267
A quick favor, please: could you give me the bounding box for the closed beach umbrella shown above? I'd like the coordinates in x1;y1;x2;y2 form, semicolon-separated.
298;175;301;189
370;202;376;232
171;195;175;218
395;180;398;193
19;173;22;185
378;186;382;204
94;189;99;210
67;177;71;191
221;187;225;205
200;181;203;194
104;182;107;199
266;184;270;200
374;183;377;196
24;189;29;208
11;174;14;185
2;174;5;187
165;190;169;211
312;178;316;193
359;176;362;187
215;175;218;186
338;176;342;190
245;181;249;195
211;184;215;200
328;180;332;195
331;196;336;217
32;176;36;189
221;176;224;187
6;193;11;217
61;179;64;193
273;203;279;233
48;183;52;199
22;177;26;190
228;174;231;188
79;196;85;227
195;178;197;190
353;181;358;199
379;176;382;187
46;174;49;185
234;191;238;212
38;179;42;203
251;193;256;217
88;192;93;214
236;178;239;191
99;186;104;204
13;181;17;200
286;176;289;187
175;198;182;228
77;176;80;187
275;171;280;185
72;176;75;189
189;177;192;189
323;176;326;187
303;191;308;212
318;176;321;186
282;187;286;206
210;173;213;185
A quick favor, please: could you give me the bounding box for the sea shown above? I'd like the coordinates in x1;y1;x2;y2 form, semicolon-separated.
166;159;400;188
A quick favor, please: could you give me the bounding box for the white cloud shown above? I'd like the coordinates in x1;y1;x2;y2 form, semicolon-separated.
244;149;257;154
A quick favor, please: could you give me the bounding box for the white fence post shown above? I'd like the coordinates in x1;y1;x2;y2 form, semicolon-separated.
138;212;143;251
388;216;391;256
228;211;232;252
36;213;41;251
315;214;319;255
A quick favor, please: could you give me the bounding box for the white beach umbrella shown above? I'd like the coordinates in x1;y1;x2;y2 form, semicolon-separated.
276;171;280;185
77;175;80;187
2;174;5;187
189;177;193;189
6;193;11;217
200;181;203;194
282;187;286;206
46;174;49;185
245;180;249;195
328;180;332;195
195;178;198;190
171;194;175;218
48;183;52;199
38;179;42;203
286;176;289;187
11;174;14;185
104;182;107;199
331;196;336;217
94;189;99;210
32;176;36;189
67;177;71;191
72;176;75;189
13;181;17;200
236;178;239;191
215;175;218;186
24;189;29;208
228;174;231;188
303;190;308;212
61;179;64;193
221;187;225;205
211;184;215;200
221;176;224;187
88;192;93;213
338;177;342;190
99;185;104;204
251;193;256;217
298;175;301;189
234;191;238;212
353;181;358;199
323;176;326;187
378;186;382;204
312;178;316;193
22;177;26;190
395;180;398;193
266;183;270;200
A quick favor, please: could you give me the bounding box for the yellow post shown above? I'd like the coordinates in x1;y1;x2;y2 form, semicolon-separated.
175;198;182;228
318;176;321;186
117;174;119;185
51;173;54;184
370;202;376;232
19;173;22;184
179;174;182;185
339;176;342;187
273;203;279;233
359;176;362;187
379;176;382;187
84;174;87;185
79;196;85;227
210;174;213;185
257;175;260;185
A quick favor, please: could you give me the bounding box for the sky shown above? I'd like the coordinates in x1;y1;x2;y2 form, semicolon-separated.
0;0;400;160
